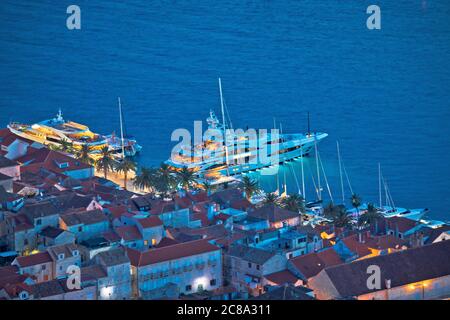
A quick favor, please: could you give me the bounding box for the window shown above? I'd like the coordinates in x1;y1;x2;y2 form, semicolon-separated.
41;264;46;270
59;265;63;271
72;250;79;256
256;265;260;271
78;226;83;232
24;239;29;246
36;219;42;225
185;285;192;292
58;253;65;260
248;262;252;268
210;279;217;286
288;253;293;259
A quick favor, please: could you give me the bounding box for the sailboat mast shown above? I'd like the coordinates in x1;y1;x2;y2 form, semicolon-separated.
218;78;229;175
314;138;321;201
337;141;345;204
307;111;310;136
378;163;382;208
301;147;306;199
118;97;125;160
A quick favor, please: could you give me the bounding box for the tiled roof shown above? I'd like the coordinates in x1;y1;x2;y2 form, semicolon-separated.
39;226;66;239
248;204;299;223
386;216;420;233
289;248;344;279
135;216;163;229
115;225;142;241
321;240;450;298
81;264;107;282
0;155;18;168
17;149;92;174
252;284;314;300
227;244;276;265
95;247;130;267
14;252;52;268
264;269;300;285
127;239;220;267
60;209;107;226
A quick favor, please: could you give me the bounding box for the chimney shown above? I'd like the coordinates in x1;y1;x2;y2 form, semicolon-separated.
385;279;391;289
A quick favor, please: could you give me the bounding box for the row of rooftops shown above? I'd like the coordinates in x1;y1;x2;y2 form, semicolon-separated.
2;128;450;300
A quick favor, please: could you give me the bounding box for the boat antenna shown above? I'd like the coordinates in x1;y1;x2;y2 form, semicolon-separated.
218;78;230;175
118;97;125;160
337;141;345;204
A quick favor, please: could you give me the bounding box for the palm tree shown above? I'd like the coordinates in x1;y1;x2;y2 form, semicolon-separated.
115;158;137;190
59;138;73;153
95;146;115;179
200;179;216;195
281;194;305;213
351;193;362;216
333;206;352;229
133;167;156;192
263;192;279;206
76;144;93;165
323;202;335;220
241;176;260;200
358;202;382;229
176;166;197;191
155;163;176;195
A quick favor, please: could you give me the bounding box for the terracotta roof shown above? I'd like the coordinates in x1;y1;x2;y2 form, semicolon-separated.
14;252;52;268
341;234;373;257
60;209;107;226
289;248;344;279
39;226;66;239
115;225;142;241
154;237;179;248
248;204;299;223
135;216;163;229
252;284;314;300
387;216;420;233
227;244;277;265
17;149;92;174
127;239;221;267
264;270;300;285
81;264;107;282
0;155;18;168
95;247;130;267
321;240;450;298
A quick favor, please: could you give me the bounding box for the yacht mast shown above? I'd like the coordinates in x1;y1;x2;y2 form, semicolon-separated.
378;163;382;208
218;78;230;175
118;97;125;160
314;138;322;201
337;141;345;204
301;147;305;199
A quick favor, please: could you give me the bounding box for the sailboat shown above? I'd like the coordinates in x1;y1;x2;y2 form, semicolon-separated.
377;164;428;221
106;98;142;158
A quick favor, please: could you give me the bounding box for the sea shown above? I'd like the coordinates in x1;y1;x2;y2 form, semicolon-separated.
0;0;449;221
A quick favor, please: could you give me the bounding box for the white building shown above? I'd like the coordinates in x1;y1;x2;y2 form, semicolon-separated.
127;239;222;299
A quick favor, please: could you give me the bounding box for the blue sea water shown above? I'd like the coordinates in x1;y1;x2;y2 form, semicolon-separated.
0;1;449;221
